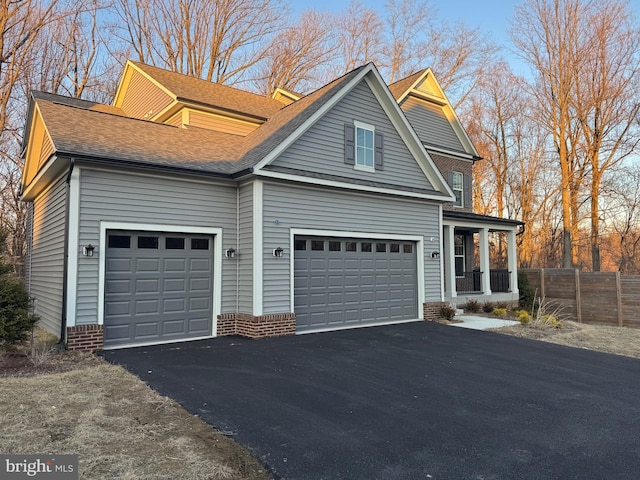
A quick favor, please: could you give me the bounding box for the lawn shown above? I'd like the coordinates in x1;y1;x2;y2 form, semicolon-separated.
0;352;272;480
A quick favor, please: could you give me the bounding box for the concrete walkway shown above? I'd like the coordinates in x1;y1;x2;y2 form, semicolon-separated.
449;315;519;330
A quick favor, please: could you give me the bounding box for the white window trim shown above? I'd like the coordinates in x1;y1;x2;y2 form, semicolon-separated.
454;233;465;278
452;171;464;208
354;120;375;170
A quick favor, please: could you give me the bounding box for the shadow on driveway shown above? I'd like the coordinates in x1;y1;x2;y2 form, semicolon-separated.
104;321;640;480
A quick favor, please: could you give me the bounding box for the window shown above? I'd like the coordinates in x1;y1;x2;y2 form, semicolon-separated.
311;240;325;251
376;243;387;253
403;244;413;254
390;243;400;253
361;242;372;252
345;122;383;170
345;242;357;252
454;234;465;277
108;235;130;248
356;124;374;169
191;238;209;250
165;237;185;249
452;171;464;207
138;236;158;249
329;241;342;251
295;240;307;251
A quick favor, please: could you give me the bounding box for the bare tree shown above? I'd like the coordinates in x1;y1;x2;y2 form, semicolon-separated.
571;0;640;270
113;0;283;85
335;1;384;74
0;0;66;274
256;10;336;95
512;0;587;268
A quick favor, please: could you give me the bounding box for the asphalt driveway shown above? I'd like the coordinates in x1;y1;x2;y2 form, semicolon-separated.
104;322;640;480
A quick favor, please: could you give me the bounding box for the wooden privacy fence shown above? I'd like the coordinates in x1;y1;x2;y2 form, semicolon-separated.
520;269;640;328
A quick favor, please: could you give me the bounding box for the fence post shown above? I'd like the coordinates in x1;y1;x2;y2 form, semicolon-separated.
616;271;623;327
540;268;545;299
575;269;582;323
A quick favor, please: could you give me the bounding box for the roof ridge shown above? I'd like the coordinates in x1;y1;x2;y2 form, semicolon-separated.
131;61;283;106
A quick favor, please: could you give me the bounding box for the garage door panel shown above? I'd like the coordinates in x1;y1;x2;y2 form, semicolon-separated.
135;278;159;293
106;279;130;294
136;258;160;272
295;236;418;332
104;231;214;348
164;258;186;272
164;278;186;292
107;258;131;272
190;258;211;272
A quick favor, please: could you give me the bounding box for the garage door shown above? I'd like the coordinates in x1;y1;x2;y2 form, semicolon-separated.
294;236;418;333
104;230;214;348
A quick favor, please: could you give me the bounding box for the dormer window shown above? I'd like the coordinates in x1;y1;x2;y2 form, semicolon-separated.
452;171;463;207
344;121;384;171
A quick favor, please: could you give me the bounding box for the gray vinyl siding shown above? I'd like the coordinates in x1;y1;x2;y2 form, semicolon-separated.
76;168;237;325
262;181;441;314
238;182;253;312
272;81;434;192
30;176;67;336
401;96;465;152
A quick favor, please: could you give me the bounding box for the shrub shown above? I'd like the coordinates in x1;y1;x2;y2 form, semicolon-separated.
495;301;508;309
0;231;38;348
516;310;531;325
518;272;536;311
493;307;507;317
439;304;456;321
482;302;494;313
462;299;481;313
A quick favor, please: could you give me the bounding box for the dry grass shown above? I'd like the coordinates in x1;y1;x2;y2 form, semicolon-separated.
490;321;640;359
0;356;272;480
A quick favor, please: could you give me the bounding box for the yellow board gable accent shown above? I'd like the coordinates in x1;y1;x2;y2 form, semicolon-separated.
22;104;56;192
113;61;177;121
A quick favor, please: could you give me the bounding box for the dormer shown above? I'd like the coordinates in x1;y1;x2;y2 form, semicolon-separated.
113;61;283;136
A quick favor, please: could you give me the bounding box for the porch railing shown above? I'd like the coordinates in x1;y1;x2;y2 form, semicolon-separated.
455;270;511;294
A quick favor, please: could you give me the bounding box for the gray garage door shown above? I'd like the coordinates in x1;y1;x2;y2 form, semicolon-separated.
104;230;214;348
294;236;418;333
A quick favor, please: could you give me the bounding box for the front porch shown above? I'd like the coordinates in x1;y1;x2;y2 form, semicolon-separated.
442;211;524;306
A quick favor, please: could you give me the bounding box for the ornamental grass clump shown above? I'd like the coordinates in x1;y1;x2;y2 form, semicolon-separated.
493;307;507;317
529;297;566;330
516;310;531;325
463;299;481;313
439;304;456;321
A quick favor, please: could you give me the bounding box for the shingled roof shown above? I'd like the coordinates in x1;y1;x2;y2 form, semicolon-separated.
132;62;284;120
388;70;426;101
30;66;364;177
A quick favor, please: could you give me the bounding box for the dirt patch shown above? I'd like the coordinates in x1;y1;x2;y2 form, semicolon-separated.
0;352;272;480
489;321;640;359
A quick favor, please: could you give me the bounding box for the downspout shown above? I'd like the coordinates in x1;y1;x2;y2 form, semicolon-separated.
58;158;75;344
236;185;240;313
516;223;526;236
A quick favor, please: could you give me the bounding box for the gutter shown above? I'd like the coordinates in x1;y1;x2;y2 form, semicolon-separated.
59;158;75;344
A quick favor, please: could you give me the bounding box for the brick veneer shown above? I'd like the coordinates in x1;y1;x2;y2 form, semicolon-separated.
66;324;104;351
217;313;296;338
423;301;449;321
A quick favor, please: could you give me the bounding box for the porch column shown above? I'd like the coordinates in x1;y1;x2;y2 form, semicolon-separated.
508;229;519;294
443;225;456;297
479;228;492;295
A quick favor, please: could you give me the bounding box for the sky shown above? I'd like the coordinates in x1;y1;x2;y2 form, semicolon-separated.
293;0;526;72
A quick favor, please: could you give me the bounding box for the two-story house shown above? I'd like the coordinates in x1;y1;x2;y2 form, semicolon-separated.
20;61;522;350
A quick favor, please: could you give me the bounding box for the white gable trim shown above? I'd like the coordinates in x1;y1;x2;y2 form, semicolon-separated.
253;66;373;171
255;169;454;202
253;64;454;201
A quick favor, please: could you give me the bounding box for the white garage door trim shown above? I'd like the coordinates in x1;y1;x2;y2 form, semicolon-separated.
289;228;424;331
97;222;222;347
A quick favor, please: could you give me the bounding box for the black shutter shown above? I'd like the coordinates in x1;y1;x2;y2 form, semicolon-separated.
374;132;384;170
463;173;472;208
344;123;355;165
